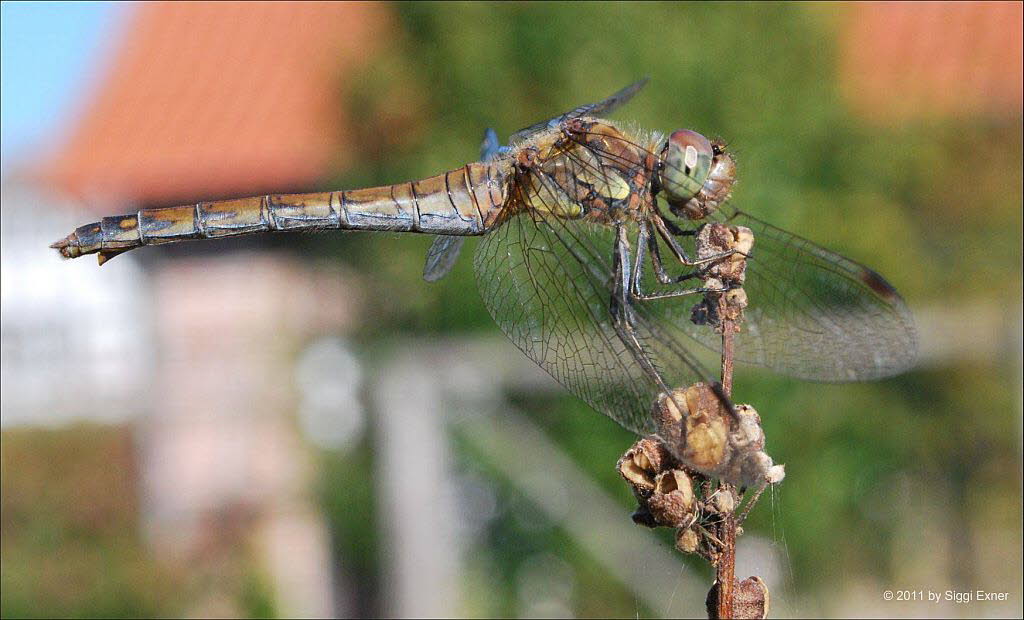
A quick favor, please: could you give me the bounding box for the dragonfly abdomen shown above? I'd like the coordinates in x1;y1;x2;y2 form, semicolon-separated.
51;163;510;265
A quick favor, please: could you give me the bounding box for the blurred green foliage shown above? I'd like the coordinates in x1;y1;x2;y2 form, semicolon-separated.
311;2;1021;617
1;425;279;619
0;426;178;618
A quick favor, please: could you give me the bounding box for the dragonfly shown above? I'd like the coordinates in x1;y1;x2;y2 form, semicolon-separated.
52;79;917;439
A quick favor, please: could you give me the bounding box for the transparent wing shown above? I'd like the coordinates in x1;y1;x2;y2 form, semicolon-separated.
558;126;919;382
715;206;917;380
423;235;466;282
652;206;918;381
508;78;649;144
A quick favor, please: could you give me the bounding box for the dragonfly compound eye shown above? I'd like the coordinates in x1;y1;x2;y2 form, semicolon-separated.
659;130;714;205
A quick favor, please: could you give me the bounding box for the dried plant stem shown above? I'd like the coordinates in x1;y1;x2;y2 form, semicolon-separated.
618;223;773;618
713;313;739;619
737;483;767;524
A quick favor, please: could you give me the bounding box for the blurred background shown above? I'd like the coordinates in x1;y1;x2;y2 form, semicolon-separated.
1;2;1021;618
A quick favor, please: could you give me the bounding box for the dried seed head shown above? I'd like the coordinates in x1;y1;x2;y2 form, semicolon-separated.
653;389;685;423
617;443;656;495
655;468;692;495
634;448;652;471
704;276;726;290
690;223;754;331
717;261;747;285
675;527;700;554
695;224;753;276
657;384;785;488
695;222;732;259
683;421;730;472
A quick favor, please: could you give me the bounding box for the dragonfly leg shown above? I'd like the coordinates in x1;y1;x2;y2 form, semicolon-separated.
655;207;696;237
636;220;708;284
652;213;739;267
632;221;735;301
631;278;734;302
635;220;673;284
610;225;673;393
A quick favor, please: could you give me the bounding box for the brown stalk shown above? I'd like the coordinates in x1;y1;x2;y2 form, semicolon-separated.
712;304;739;619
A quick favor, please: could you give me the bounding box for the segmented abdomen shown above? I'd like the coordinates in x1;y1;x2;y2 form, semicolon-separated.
52;162;509;264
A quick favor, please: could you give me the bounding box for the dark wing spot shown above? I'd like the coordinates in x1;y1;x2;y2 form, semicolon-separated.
859;267;899;300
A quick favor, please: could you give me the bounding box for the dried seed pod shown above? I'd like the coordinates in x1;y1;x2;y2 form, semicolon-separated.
712;488;735;513
617;436;678;497
690;223;754;331
675;527;700;554
647;491;693;527
617;443;656;495
636;437;672;472
618;455;654;493
647;469;697;527
724;287;748;309
676;385;730;472
655;468;693;497
706;576;770;620
656;469;695;511
651;389;687;449
735;576;770;619
694;223;754;282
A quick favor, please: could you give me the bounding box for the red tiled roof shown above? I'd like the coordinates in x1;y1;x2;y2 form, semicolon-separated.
46;2;390;208
840;2;1023;122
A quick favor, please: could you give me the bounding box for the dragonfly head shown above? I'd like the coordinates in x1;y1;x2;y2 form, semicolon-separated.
658;130;736;219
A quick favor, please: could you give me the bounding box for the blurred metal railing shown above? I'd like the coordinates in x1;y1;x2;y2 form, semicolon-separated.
370;338;704;618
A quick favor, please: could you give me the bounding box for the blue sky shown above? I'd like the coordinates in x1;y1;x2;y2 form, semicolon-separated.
1;1;128;168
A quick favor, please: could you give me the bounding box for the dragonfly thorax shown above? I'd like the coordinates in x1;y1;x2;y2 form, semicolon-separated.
516;118;659;226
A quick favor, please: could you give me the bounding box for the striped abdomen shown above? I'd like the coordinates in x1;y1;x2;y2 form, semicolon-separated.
52;162;510;264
